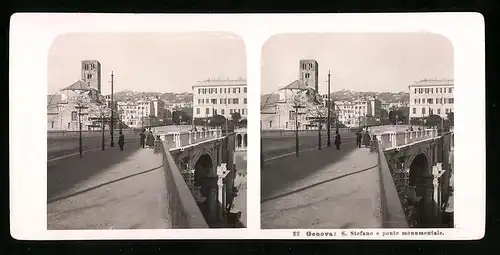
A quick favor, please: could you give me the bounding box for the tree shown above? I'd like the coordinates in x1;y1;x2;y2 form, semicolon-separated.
380;109;389;124
231;112;242;124
89;99;111;150
287;89;309;156
446;112;454;126
425;114;442;127
209;114;226;127
307;102;328;150
239;119;247;127
172;110;190;125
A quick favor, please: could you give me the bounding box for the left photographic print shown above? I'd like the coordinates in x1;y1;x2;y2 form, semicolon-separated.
47;32;248;229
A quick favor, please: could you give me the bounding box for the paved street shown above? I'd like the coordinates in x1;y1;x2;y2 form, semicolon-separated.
47;146;170;229
261;133;382;229
47;131;141;161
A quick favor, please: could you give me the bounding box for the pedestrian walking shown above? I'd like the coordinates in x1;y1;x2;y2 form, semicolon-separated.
147;131;155;149
362;130;371;148
356;130;362;148
334;130;341;150
118;131;125;151
139;129;146;148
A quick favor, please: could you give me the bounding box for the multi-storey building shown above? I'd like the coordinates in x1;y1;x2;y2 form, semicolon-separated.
334;97;381;127
409;78;454;120
117;101;140;128
136;99;155;126
81;60;102;93
192;78;247;121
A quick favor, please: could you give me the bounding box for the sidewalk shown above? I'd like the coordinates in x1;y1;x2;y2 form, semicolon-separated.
261;146;382;229
47;147;170;229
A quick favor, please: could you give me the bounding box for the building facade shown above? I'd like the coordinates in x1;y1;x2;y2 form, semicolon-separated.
192;78;248;121
409;78;454;120
299;59;319;92
334;97;382;127
81;60;102;93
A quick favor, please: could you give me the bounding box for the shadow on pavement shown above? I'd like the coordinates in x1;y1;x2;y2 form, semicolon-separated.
48;164;163;203
262;164;378;203
47;144;145;201
261;140;359;201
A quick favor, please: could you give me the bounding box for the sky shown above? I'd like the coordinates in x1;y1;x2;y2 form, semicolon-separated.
48;32;246;95
261;33;454;95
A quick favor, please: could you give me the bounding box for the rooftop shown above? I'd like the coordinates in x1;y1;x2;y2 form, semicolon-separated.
192;78;247;88
409;78;454;87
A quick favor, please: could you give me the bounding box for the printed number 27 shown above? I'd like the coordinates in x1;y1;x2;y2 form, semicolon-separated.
293;231;300;236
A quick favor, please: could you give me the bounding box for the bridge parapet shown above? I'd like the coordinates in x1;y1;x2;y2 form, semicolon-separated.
378;128;439;150
374;139;409;228
159;140;209;228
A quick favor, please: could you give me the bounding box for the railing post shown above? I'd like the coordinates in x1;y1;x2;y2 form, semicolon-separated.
392;133;397;148
176;133;181;148
404;131;408;144
188;131;192;144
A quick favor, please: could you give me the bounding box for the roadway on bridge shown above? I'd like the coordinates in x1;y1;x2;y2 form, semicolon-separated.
47;146;170;229
261;132;383;229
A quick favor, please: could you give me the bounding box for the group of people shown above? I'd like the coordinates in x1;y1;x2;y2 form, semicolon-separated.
356;129;372;148
139;128;156;149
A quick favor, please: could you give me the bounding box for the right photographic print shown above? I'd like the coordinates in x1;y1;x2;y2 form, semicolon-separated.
260;33;454;229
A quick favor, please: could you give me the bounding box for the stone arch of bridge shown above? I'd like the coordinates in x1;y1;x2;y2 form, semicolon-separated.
409;152;431;227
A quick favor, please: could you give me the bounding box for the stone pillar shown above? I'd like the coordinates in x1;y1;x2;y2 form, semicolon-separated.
217;163;229;222
188;131;193;144
432;163;445;225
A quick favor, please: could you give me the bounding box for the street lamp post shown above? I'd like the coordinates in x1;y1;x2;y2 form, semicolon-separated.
327;70;331;147
75;105;88;158
110;71;115;147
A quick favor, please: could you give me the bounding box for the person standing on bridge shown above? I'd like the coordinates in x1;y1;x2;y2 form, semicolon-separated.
146;131;155;149
356;130;362;148
362;130;371;148
139;129;146;148
118;131;125;151
334;130;341;150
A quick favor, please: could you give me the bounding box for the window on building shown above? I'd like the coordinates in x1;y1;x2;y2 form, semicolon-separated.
213;109;217;115
211;99;217;104
233;88;237;93
230;109;233;114
418;99;421;104
205;108;210;114
220;99;224;104
414;99;417;104
221;109;225;115
244;87;247;93
269;121;272;128
220;88;222;93
431;88;434;93
422;108;426;115
413;108;416;114
71;111;77;121
450;98;454;104
428;98;433;104
51;121;54;128
242;109;245;115
414;88;417;94
196;108;200;114
244;98;247;104
233;98;239;104
289;110;295;120
205;99;209;104
448;87;452;93
437;109;441;114
238;87;241;93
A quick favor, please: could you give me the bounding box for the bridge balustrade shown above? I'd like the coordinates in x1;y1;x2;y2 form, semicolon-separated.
379;128;439;150
156;129;223;150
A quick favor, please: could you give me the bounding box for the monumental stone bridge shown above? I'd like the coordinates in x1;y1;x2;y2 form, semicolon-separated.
47;126;248;229
154;127;249;228
259;124;453;229
372;126;454;228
